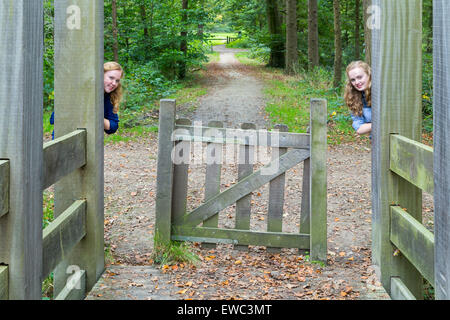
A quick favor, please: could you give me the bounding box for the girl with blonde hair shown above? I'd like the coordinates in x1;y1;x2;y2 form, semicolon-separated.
344;60;372;135
103;61;124;134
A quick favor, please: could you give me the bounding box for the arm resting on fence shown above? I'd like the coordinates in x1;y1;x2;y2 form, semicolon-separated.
0;160;9;217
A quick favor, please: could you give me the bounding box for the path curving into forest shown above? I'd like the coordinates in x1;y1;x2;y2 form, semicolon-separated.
87;45;392;300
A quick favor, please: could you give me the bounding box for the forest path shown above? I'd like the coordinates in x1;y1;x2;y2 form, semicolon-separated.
86;45;391;301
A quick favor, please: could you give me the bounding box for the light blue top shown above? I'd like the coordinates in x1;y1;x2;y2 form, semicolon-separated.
351;91;371;131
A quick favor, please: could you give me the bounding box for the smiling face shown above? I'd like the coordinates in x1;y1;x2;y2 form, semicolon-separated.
348;67;370;92
104;69;123;93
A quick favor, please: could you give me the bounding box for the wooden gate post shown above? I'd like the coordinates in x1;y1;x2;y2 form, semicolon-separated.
0;0;44;299
53;0;104;298
371;0;423;298
433;0;450;300
309;99;327;262
155;100;177;244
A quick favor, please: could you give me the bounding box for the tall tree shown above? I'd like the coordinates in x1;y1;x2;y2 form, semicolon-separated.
112;0;119;62
285;0;298;74
266;0;285;68
308;0;319;69
179;0;188;79
363;0;372;65
354;0;361;60
333;0;342;88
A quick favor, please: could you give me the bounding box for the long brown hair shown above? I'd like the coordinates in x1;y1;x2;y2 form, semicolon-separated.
104;61;124;114
344;61;372;117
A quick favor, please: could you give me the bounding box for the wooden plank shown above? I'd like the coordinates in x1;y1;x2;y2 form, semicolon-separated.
53;0;104;298
390;134;434;194
371;0;423;298
309;99;327;262
300;127;311;235
267;124;288;253
235;123;256;251
0;160;9;218
0;0;43;299
174;125;310;149
202;121;223;249
172;119;192;225
54;270;86;300
0;266;7;300
433;0;450;300
42;200;87;280
155;99;176;243
173;227;310;249
175;148;310;227
390;277;417;300
390;206;435;286
42;130;87;190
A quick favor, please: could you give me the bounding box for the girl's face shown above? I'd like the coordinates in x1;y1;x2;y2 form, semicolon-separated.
348;67;370;92
104;69;122;93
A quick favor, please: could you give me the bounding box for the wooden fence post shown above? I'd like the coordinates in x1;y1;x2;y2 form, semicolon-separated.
155;100;177;244
371;0;423;298
433;0;450;300
309;99;327;262
53;0;104;298
0;0;44;299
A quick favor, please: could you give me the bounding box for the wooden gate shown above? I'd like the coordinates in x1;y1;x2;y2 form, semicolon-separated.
155;99;327;261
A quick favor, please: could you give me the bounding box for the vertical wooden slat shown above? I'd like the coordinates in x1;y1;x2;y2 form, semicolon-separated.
53;0;104;298
235;123;256;251
202;121;223;248
0;266;7;300
155;100;177;243
371;0;423;298
0;160;9;218
300;127;311;236
0;0;43;300
267;124;288;253
433;0;450;300
172;119;192;227
309;99;327;262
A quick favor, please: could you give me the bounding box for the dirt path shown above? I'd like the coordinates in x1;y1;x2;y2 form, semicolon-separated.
86;46;391;300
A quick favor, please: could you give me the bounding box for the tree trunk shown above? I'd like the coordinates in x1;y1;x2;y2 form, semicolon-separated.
355;0;361;60
363;0;372;65
285;0;298;74
179;0;188;79
308;0;319;69
266;0;285;68
112;0;119;62
333;0;342;88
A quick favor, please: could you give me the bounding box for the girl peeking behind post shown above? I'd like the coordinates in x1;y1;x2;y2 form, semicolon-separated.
344;61;372;136
50;61;124;139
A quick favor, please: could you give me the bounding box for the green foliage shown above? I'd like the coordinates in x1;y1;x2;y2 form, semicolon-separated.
152;231;200;266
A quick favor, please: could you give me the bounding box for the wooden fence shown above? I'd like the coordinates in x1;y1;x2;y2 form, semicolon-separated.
372;0;450;300
0;0;104;300
155;99;327;262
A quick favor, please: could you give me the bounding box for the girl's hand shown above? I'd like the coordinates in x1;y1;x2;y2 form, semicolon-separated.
104;118;110;130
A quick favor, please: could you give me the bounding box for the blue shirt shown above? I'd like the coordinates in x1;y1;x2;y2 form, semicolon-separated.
50;92;119;139
351;91;371;131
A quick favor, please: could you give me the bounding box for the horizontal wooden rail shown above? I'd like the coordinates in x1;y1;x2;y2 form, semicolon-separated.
0;160;9;218
54;270;86;300
174;124;310;149
173;227;310;249
390;277;416;300
42;130;86;190
0;266;8;300
390;206;435;286
390;134;434;193
42;200;87;280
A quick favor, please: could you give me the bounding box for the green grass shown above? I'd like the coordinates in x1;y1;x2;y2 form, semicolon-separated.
152;232;200;267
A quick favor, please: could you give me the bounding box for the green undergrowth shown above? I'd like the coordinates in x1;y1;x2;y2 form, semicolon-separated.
152;232;200;267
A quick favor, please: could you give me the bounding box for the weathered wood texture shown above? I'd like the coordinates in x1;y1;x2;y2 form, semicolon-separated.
390;134;433;194
235;123;256;251
433;0;450;300
176;148;310;228
0;0;44;299
43;130;87;189
155;100;176;242
309;99;327;262
53;0;104;297
174;125;310;149
390;277;416;300
54;270;86;300
299;127;311;235
0;160;9;218
0;266;7;300
42;200;87;280
390;206;435;286
173;227;310;249
371;0;423;298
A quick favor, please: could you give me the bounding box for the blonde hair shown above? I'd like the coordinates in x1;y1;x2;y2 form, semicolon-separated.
104;61;124;114
344;60;372;117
